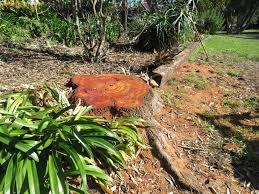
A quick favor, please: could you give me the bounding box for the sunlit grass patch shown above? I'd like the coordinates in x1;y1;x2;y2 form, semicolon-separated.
161;90;182;108
227;69;241;77
190;30;259;62
185;73;207;89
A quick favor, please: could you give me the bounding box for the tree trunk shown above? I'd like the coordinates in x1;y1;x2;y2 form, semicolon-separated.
69;74;159;118
225;0;259;33
236;3;258;33
123;0;128;31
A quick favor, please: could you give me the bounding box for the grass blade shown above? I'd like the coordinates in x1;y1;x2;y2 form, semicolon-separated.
4;156;14;194
26;159;40;194
48;155;60;194
58;142;88;192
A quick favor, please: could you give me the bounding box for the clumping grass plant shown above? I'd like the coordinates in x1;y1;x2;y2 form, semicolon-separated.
0;84;146;193
134;0;197;50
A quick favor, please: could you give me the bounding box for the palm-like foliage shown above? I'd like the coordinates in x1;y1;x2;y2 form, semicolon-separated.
135;0;197;50
0;84;145;194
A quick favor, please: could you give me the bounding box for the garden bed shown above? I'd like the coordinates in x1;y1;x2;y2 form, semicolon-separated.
0;35;258;193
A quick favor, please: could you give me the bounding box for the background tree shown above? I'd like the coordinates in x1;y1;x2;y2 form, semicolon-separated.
225;0;259;33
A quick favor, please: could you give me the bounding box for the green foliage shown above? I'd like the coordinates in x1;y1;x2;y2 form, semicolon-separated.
128;11;149;37
222;96;259;110
196;8;224;34
195;0;225;34
191;32;259;62
243;96;259;109
106;19;123;43
227;69;241;77
41;12;79;46
161;91;182;108
0;84;146;193
223;97;241;108
82;14;121;44
133;0;197;50
193;120;215;132
104;6;123;43
0;5;79;46
185;73;207;89
0;13;31;42
161;91;174;106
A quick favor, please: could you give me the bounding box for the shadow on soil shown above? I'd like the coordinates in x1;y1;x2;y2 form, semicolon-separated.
0;43;83;62
198;112;259;189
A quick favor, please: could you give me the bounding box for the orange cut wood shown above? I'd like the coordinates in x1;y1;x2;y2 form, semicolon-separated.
71;74;149;109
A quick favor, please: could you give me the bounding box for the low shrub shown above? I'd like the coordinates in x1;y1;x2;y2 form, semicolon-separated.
244;96;259;110
0;84;146;193
41;12;79;46
0;4;79;46
106;16;123;43
0;13;31;42
131;0;196;51
196;0;224;34
196;8;224;34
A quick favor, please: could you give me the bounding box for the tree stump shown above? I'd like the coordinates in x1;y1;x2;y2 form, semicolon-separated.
70;74;158;118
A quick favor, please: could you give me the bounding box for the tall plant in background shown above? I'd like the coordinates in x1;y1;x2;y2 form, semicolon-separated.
46;0;119;62
196;0;225;34
0;1;80;45
80;0;107;62
134;0;197;50
225;0;259;33
0;84;146;193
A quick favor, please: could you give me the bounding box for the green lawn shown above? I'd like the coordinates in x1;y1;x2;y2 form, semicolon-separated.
192;30;259;62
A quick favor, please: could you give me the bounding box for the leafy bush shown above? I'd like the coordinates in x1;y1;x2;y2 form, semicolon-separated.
18;16;47;37
106;16;123;43
133;0;197;50
128;11;149;37
0;84;146;193
0;13;31;42
0;4;79;46
196;8;224;34
40;13;79;46
196;0;224;34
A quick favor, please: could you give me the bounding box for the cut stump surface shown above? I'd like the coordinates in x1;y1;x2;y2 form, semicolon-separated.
71;74;152;117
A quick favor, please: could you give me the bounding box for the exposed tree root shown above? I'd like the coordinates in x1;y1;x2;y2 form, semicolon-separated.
146;125;199;193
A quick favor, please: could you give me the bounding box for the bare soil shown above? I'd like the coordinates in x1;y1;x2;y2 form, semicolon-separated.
117;60;258;193
0;42;258;193
0;41;154;92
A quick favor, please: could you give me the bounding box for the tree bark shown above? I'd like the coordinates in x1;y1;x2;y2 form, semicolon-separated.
123;0;128;31
225;0;259;33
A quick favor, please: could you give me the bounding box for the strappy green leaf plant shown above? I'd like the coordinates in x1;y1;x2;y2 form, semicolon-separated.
0;84;146;194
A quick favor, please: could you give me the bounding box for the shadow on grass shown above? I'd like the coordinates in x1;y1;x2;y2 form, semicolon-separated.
197;112;259;189
0;43;84;63
227;35;259;40
217;30;259;40
222;30;259;40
